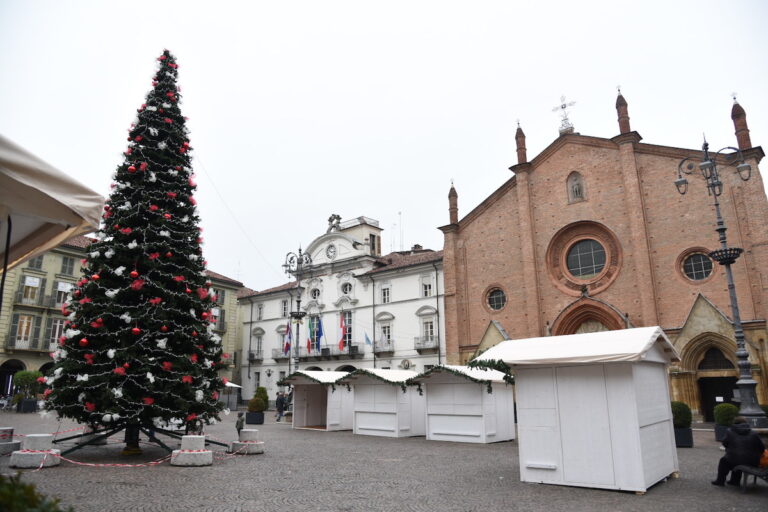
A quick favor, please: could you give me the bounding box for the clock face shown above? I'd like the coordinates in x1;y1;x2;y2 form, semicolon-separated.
326;244;337;260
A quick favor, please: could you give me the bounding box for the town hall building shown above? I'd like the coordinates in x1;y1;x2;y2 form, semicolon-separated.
440;94;768;421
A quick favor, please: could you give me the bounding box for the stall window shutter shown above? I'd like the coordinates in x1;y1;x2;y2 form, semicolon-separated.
44;317;53;349
32;316;43;349
9;314;19;348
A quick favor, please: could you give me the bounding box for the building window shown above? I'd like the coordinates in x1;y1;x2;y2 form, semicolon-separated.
27;255;44;269
422;282;432;297
343;311;352;344
60;256;75;275
213;288;226;304
281;299;289;318
422;319;435;340
211;307;225;331
49;318;66;350
21;276;42;305
308;315;322;348
683;253;713;281
566;239;606;279
257;304;263;321
310;288;321;300
487;288;506;310
381;286;391;304
256;335;263;354
370;234;379;256
341;282;352;295
254;372;260;389
381;324;392;342
17;314;34;344
279;371;286;384
55;281;73;306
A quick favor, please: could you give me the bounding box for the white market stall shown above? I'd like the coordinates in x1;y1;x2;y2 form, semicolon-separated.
281;371;353;431
410;365;515;443
474;326;679;493
338;369;424;438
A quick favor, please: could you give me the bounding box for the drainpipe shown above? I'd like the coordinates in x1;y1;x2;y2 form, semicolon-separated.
432;262;442;365
371;275;376;368
247;298;254;379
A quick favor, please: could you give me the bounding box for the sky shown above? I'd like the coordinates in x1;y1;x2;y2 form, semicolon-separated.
1;1;767;292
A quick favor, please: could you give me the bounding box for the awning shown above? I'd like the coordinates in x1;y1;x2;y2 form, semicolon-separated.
410;365;510;384
0;134;104;273
472;326;679;367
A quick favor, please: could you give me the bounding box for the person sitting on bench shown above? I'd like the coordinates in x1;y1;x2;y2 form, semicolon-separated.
712;416;765;486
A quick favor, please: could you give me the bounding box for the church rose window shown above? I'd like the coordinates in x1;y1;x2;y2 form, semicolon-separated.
487;289;507;310
683;253;713;281
566;239;606;278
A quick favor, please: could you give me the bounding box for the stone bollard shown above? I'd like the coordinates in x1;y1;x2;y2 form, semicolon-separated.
170;435;212;466
10;434;61;468
229;428;265;455
0;427;22;455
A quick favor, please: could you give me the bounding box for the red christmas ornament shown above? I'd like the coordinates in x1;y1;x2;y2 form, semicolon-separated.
183;141;190;148
91;274;100;280
85;402;96;412
113;224;120;230
113;367;126;376
186;413;197;422
58;336;66;346
149;252;160;260
139;162;148;171
166;192;177;199
142;397;155;405
36;376;46;384
149;297;162;305
191;331;198;337
127;165;136;173
164;117;173;124
130;279;145;291
182;375;193;384
124;148;133;155
135;136;143;142
166;91;174;98
179;147;187;154
196;237;203;244
120;227;133;235
188;177;196;187
160;325;169;333
212;391;219;400
222;377;229;385
43;388;52;398
79;297;92;304
84;353;94;364
131;327;141;335
196;288;209;300
173;275;185;282
163;213;171;219
149;204;159;211
130;270;139;278
159;55;166;60
175;166;181;170
222;353;230;359
196;344;203;350
190;353;198;363
201;312;209;320
162;361;173;371
158;108;164;113
89;320;102;328
165;251;173;258
185;288;192;294
190;197;197;206
123;362;130;368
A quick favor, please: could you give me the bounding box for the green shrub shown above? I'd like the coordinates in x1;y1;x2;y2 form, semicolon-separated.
713;403;739;426
0;473;74;512
671;401;692;428
247;396;266;413
255;386;269;407
12;371;43;398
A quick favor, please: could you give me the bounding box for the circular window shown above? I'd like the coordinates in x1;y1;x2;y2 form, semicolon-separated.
341;283;352;295
310;288;321;300
683;253;713;281
566;239;606;279
487;289;507;310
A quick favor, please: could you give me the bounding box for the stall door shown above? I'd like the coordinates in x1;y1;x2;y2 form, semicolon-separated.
556;365;615;487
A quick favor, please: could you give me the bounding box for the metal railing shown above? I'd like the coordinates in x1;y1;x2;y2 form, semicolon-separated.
6;334;37;350
414;336;439;350
14;291;43;306
374;340;395;353
248;351;263;361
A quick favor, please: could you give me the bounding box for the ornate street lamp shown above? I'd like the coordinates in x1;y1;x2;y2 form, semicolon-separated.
675;139;767;427
283;248;312;372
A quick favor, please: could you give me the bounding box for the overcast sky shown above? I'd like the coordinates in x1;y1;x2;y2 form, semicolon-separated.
2;1;767;292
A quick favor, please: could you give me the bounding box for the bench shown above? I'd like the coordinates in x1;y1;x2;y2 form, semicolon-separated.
734;465;768;492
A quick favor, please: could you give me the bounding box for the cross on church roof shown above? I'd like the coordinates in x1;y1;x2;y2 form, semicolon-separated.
552;95;576;135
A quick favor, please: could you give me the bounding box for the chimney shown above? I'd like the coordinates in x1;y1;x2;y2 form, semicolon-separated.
616;92;630;134
515;124;527;164
448;184;458;224
731;99;752;150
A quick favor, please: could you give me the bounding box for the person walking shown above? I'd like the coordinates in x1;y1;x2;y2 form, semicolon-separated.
235;412;245;437
275;392;286;422
712;416;765;486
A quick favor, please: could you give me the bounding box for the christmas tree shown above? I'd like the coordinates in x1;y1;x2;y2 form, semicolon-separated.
45;50;225;442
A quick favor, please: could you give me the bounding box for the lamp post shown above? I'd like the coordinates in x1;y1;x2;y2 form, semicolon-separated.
675;139;767;427
284;248;312;373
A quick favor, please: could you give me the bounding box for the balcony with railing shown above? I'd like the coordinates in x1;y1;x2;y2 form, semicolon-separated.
272;348;290;360
14;291;44;307
248;350;263;362
5;334;39;351
374;339;395;354
414;335;439;352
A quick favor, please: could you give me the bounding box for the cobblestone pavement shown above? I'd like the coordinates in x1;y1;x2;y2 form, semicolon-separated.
1;410;766;512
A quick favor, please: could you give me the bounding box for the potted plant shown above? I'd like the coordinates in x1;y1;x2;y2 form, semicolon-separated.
713;402;739;441
246;387;269;424
671;401;693;447
12;370;43;413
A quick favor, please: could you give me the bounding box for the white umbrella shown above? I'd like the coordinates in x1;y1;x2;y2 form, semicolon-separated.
0;134;104;273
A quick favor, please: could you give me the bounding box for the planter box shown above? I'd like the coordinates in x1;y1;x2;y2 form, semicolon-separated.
245;412;264;425
674;427;693;448
714;424;729;442
16;398;38;413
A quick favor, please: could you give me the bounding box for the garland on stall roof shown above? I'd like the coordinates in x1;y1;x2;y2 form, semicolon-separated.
341;369;413;393
466;359;515;388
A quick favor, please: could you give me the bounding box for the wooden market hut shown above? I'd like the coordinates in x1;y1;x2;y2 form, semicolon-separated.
280;370;353;431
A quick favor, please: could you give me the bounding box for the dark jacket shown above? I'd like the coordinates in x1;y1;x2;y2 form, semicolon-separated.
276;396;286;412
722;422;765;466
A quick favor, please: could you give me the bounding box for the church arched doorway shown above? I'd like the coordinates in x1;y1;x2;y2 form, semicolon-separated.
695;347;738;422
551;299;625;336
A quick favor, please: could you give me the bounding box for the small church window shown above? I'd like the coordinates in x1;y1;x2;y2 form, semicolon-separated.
566;239;606;278
567;172;585;203
487;289;507;310
697;348;734;370
683;253;713;281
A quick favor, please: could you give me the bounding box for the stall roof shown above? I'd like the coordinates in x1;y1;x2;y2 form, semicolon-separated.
0;134;104;273
410;365;510;384
473;326;679;367
280;370;349;385
338;368;419;385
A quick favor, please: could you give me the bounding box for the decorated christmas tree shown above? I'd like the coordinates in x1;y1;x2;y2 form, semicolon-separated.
45;50;225;446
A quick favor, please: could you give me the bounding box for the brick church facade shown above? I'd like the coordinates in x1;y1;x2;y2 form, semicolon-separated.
440;94;768;420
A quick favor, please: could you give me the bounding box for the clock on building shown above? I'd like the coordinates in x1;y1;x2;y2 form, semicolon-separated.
326;244;337;260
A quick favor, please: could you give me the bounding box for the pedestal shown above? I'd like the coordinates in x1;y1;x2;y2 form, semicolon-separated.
170;435;213;466
230;428;265;454
10;434;60;468
0;427;21;455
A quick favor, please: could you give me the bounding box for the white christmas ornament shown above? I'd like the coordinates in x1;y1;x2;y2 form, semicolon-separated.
159;230;170;237
157;141;167;150
117;201;132;211
148;171;157;183
112;388;123;398
156;338;167;349
147;372;155;383
78;393;86;402
54;368;63;377
162;102;171;108
65;328;81;339
107;349;116;359
146;105;157;111
115;266;126;276
105;289;119;298
119;312;132;324
195;390;204;402
105;248;115;259
127;240;138;250
149;127;158;136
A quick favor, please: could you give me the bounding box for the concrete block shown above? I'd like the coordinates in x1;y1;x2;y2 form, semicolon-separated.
10;449;61;468
0;427;14;440
0;440;22;455
180;435;206;451
230;440;265;454
239;429;260;442
170;449;212;466
23;434;54;451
